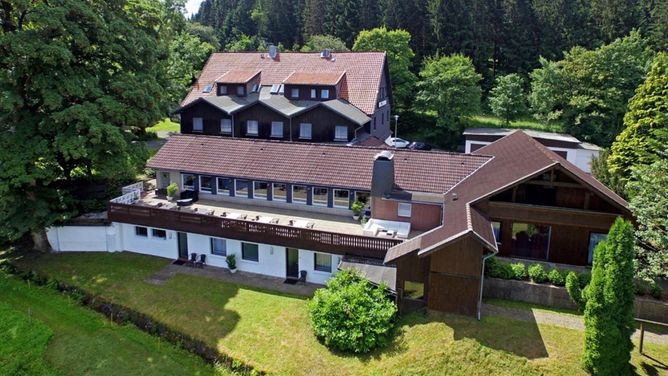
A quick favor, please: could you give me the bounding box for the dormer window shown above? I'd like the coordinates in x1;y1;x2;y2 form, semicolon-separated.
236;85;245;96
219;85;228;95
311;89;317;99
291;88;299;98
246;120;258;136
334;125;347;141
220;119;232;134
192;117;203;132
321;89;329;99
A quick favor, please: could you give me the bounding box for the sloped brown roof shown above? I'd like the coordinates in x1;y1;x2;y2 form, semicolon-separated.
384;131;630;263
147;134;490;193
283;71;346;85
215;70;261;84
183;52;386;114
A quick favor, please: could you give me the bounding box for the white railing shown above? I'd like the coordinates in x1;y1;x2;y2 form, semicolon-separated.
110;190;141;204
121;181;144;195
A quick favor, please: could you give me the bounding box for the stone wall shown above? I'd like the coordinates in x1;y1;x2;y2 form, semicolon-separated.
483;277;667;323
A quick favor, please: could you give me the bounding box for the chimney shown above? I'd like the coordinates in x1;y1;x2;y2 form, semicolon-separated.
371;151;395;198
268;44;278;60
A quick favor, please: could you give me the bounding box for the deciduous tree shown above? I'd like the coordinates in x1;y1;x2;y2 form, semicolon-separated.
300;35;349;52
489;73;526;124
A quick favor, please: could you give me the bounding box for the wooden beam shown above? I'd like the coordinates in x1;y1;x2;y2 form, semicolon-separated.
487;201;620;229
525;180;584;189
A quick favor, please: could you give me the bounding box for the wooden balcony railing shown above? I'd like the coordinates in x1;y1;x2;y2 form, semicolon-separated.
108;202;402;259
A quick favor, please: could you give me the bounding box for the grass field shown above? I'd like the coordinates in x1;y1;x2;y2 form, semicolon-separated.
12;252;668;376
465;114;563;133
147;118;180;134
0;272;225;376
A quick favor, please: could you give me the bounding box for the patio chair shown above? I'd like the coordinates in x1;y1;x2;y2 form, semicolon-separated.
298;270;307;284
186;252;197;267
195;254;206;268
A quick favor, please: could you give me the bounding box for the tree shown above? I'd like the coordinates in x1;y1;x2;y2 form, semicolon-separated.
414;54;481;147
608;52;668;185
529;57;567;121
529;32;654;146
627;159;668;282
489;74;527;124
224;34;268;52
590;0;641;43
590;150;626;197
353;27;417;111
582;218;636;375
300;35;349;52
309;270;397;353
166;32;217;107
0;0;169;246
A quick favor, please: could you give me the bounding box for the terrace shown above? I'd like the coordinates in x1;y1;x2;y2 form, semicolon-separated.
108;185;413;259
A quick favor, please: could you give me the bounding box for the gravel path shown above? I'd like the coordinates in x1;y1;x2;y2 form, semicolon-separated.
483;303;668;345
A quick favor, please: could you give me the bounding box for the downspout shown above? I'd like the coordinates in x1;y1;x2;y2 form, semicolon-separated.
478;249;497;320
231;114;235;138
289;117;293;141
353;122;365;142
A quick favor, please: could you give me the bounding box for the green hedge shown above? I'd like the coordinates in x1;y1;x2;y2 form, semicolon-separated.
485;257;593;290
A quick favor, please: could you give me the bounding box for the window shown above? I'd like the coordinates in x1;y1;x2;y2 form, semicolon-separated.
492;221;502;247
199;175;213;193
354;191;370;204
278;84;285;94
333;189;350;208
219;85;228;95
152;229;167;239
312;187;328;206
404;281;424;299
588;233;607;264
271;121;283;138
314;253;332;272
310;88;317;99
210;238;226;256
511;223;551;260
182;174;196;190
299;123;312;139
272;183;287;202
235;179;249;198
291;88;299;98
242;242;259;262
202;84;213;93
270;84;280;94
398;202;412;217
236;85;245;96
217;177;232;195
192;117;203;132
254;181;268;199
220;119;232;134
321;89;329;99
246;120;258;136
251;83;259;92
135;226;148;237
334;125;347;141
292;185;307;204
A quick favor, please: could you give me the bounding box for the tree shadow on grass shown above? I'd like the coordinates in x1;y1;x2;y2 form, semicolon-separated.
638;353;668;376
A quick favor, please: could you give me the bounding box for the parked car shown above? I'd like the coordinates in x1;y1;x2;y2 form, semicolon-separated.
385;137;410;148
408;142;432;151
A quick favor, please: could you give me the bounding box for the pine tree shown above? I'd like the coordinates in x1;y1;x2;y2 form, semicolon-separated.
582;218;636;375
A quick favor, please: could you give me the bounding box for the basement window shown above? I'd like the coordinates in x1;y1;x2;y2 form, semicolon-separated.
314;253;332;273
135;226;148;237
242;242;259;262
152;229;167;239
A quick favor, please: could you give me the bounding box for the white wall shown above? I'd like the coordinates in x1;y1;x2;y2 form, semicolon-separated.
47;226;114;252
299;249;340;284
119;223;178;260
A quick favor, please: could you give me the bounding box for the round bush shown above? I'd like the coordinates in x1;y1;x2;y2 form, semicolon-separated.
547;268;565;286
308;270;397;353
528;264;548;283
510;263;527;280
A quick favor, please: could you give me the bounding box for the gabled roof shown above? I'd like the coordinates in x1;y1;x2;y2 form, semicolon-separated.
147;134;491;194
215;70;261;84
384;131;630;263
283;71;346;86
182;52;387;115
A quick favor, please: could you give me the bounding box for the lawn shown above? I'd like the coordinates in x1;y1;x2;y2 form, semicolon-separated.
13;252;668;376
465;114;563;133
0;272;225;376
147;118;180;134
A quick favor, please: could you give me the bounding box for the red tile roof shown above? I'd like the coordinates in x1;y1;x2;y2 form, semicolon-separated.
183;52;386;114
385;131;630;262
147;134;490;194
283;71;346;85
215;70;261;84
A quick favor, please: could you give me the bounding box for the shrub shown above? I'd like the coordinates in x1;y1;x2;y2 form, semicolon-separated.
166;182;179;198
528;264;548;283
650;281;663;299
484;257;513;279
510;263;527;280
547;268;565;286
351;201;365;217
225;255;236;270
566;271;585;311
309;270;397;353
577;271;591;288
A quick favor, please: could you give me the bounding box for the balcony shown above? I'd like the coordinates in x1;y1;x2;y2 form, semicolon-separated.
108;189;406;259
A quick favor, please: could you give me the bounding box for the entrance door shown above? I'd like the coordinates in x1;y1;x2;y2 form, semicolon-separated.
177;232;188;259
286;248;299;278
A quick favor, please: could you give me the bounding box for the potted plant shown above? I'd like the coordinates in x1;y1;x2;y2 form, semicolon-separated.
226;254;237;273
166;182;179;201
351;200;364;221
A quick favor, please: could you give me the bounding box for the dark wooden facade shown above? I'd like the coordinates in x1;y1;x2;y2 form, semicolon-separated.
283;84;338;101
180;101;231;136
290;105;362;143
234;103;290;139
108;202;400;259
